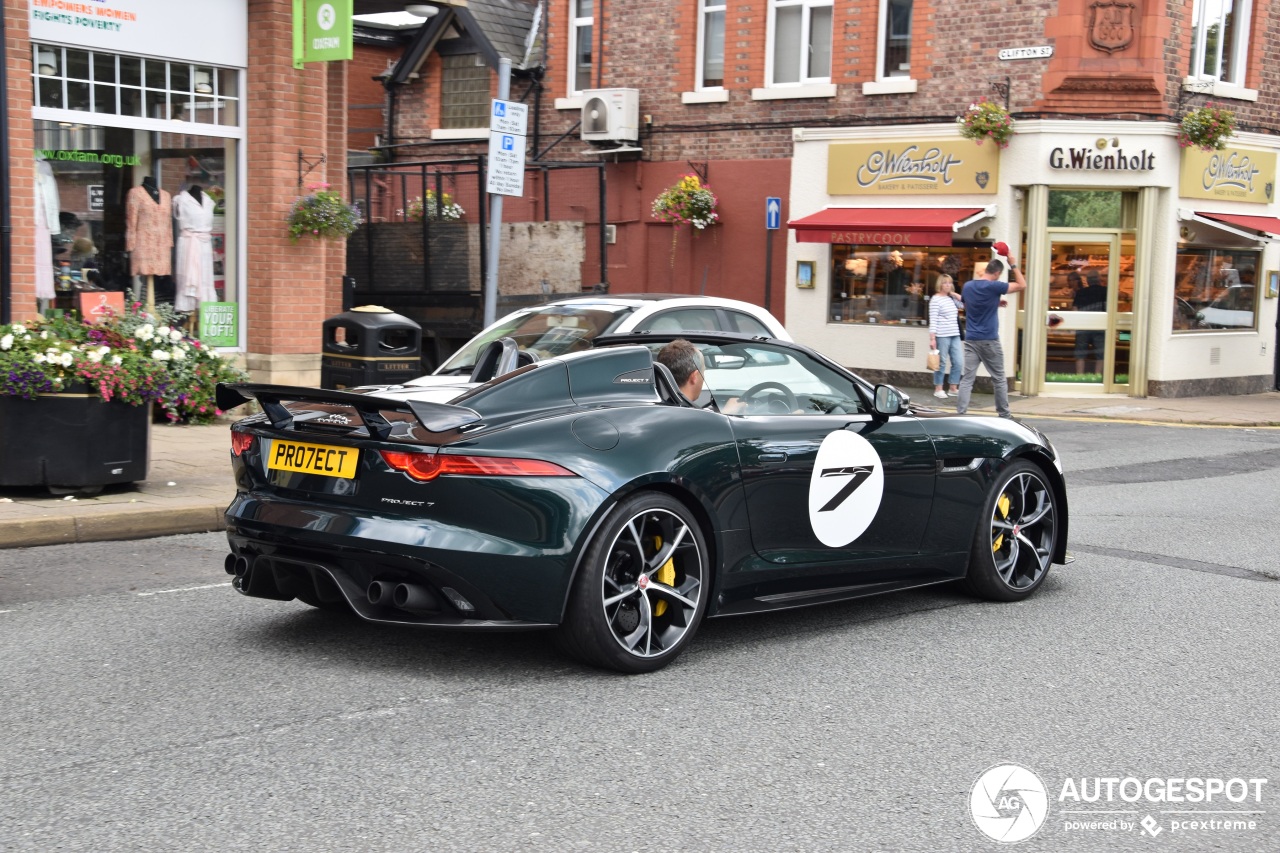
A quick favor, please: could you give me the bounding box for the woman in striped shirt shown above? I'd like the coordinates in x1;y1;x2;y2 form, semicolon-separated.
928;275;963;398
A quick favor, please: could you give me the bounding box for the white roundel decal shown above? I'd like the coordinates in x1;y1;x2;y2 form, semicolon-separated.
807;430;885;547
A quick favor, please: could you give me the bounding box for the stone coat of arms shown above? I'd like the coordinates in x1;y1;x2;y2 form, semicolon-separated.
1088;0;1136;54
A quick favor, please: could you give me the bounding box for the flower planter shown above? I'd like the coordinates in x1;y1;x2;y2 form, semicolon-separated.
0;393;150;490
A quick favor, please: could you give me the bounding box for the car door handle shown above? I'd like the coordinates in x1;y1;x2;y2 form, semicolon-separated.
758;452;788;464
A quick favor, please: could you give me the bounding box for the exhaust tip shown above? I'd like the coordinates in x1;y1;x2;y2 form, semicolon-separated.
392;582;441;614
367;580;395;606
233;555;252;578
224;554;238;575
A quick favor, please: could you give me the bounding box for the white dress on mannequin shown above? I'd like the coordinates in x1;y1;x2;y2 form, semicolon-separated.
35;156;60;300
172;189;217;312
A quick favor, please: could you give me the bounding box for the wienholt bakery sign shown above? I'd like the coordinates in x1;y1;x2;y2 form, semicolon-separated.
1048;144;1156;171
828;140;999;196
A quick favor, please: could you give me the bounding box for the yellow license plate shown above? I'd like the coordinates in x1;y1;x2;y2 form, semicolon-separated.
267;439;359;479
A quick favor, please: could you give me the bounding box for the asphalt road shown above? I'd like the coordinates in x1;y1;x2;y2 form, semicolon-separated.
1;419;1278;852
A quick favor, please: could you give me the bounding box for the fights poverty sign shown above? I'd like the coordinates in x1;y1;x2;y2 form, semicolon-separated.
30;0;247;68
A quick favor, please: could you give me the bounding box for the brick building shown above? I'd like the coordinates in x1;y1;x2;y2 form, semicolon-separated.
6;0;1279;395
357;0;1280;397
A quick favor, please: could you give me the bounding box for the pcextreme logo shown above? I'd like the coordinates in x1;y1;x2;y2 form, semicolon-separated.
969;763;1269;843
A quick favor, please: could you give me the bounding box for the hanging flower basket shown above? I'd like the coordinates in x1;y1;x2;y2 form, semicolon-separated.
1178;103;1237;151
957;99;1015;148
287;182;364;241
651;174;720;230
404;189;465;222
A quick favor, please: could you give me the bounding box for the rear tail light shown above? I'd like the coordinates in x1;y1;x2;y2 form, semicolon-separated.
380;450;575;482
231;429;254;456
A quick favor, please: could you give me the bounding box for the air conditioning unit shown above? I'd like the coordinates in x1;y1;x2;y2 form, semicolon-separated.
581;88;640;142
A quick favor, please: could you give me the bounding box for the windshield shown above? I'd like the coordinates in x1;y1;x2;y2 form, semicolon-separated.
436;305;635;375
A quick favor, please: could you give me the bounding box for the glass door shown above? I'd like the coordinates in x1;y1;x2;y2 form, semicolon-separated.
1043;232;1134;392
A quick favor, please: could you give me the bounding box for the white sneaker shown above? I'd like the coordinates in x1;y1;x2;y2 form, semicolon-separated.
933;390;947;399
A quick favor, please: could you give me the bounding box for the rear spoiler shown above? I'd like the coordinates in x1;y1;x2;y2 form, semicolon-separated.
216;383;482;439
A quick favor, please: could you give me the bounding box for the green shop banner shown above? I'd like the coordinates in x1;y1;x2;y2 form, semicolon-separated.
293;0;352;67
199;302;239;347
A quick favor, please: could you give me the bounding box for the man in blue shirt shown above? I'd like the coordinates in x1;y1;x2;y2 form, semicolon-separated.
956;251;1027;418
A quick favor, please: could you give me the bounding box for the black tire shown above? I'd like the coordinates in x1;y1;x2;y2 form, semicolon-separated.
960;460;1058;602
556;492;709;673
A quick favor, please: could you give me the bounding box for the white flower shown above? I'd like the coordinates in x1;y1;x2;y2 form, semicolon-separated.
151;349;170;361
208;350;220;359
34;353;46;364
135;324;155;341
0;334;11;350
98;346;111;357
170;329;184;343
60;352;74;367
11;323;25;335
111;355;123;366
88;350;104;363
40;330;49;340
156;326;170;338
171;347;186;361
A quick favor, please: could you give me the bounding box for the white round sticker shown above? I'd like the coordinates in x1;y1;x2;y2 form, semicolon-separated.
807;430;884;547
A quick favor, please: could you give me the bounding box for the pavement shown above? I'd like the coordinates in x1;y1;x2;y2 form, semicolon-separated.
2;387;1279;550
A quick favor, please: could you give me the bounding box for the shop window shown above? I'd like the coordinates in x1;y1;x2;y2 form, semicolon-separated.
880;0;912;79
568;0;594;94
828;245;987;326
32;45;239;129
440;54;489;129
1190;0;1251;87
1172;247;1259;331
1047;190;1126;228
34;120;238;325
770;0;833;85
698;0;726;89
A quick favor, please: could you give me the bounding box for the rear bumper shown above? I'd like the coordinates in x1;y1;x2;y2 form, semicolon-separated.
225;490;598;627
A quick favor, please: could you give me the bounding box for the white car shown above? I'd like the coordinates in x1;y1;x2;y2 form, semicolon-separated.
412;294;790;384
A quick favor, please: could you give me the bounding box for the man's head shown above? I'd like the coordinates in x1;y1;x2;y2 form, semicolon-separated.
656;339;705;402
982;259;1005;279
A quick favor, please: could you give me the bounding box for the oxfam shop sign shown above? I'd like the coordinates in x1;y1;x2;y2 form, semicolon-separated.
30;0;247;67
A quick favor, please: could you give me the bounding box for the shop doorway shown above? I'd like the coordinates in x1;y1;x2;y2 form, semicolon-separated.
1042;232;1135;392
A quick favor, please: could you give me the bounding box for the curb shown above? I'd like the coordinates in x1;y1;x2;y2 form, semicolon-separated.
0;505;226;549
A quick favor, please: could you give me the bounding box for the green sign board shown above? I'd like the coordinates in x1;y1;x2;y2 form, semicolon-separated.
199;302;239;347
293;0;353;67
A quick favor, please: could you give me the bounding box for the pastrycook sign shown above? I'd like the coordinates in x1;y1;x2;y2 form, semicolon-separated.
828;141;999;196
1179;146;1277;204
30;0;247;67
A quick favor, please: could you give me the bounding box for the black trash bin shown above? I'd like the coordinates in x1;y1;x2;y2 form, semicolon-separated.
320;306;423;390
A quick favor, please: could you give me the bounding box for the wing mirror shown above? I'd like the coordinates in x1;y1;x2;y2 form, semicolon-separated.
873;384;910;417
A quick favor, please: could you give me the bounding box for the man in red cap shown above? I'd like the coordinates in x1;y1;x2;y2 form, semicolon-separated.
956;245;1026;418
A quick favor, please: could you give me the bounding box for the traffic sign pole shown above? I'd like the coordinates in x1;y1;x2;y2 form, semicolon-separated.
483;58;513;328
764;197;781;313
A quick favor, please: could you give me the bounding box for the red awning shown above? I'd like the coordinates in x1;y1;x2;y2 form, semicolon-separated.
787;207;988;245
1196;212;1280;238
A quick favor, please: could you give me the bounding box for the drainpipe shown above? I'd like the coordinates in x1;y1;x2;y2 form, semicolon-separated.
0;2;12;323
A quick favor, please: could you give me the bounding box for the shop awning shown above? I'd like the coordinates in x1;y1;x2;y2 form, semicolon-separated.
787;206;994;245
1193;211;1280;243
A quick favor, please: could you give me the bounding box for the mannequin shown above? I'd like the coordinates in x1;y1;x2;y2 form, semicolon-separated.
34;152;60;303
173;185;217;315
125;176;173;310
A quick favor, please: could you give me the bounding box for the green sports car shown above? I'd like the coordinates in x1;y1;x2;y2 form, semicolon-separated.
218;331;1068;673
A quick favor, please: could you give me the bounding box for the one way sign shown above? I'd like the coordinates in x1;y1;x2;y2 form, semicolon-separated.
766;197;781;230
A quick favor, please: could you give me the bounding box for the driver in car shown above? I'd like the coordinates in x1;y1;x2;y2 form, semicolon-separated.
656;339;707;404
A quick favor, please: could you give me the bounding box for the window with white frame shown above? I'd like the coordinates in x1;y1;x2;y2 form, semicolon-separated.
769;0;833;86
698;0;726;89
1190;0;1251;86
880;0;911;79
569;0;594;94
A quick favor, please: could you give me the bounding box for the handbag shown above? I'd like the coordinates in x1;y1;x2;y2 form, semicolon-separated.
926;349;941;371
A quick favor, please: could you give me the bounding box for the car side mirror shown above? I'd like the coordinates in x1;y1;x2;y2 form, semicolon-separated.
873;384;909;417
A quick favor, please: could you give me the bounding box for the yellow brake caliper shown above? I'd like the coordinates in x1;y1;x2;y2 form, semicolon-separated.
653;536;675;617
993;493;1011;553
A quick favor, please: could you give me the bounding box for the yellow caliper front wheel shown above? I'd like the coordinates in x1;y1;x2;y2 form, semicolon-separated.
653;536;675;616
993;493;1011;553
